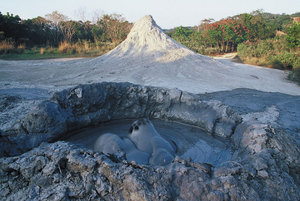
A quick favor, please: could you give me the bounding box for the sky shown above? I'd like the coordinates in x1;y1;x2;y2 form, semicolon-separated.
0;0;299;28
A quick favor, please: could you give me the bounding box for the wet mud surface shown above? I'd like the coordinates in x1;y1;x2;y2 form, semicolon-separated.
64;119;232;166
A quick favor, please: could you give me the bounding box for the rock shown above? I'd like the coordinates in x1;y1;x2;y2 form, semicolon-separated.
18;155;48;180
95;175;110;196
257;170;269;179
0;136;299;201
0;82;241;157
0;83;299;200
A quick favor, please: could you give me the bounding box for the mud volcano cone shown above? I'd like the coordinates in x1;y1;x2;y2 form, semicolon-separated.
98;15;196;60
85;15;300;95
89;15;223;92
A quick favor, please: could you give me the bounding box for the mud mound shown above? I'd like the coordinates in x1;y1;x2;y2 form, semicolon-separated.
82;15;299;95
99;15;195;60
89;15;217;70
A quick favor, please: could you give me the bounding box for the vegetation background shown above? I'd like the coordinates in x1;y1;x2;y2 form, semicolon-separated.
0;10;299;83
0;11;133;58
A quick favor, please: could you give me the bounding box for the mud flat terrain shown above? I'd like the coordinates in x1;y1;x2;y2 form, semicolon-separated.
0;16;299;200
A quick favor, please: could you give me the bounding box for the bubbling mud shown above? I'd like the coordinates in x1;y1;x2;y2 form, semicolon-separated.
65;119;232;166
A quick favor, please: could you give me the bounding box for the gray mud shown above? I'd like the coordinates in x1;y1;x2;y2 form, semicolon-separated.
64;119;232;166
0;82;299;201
199;88;300;142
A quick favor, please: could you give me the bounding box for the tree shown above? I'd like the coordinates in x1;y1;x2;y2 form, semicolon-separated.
22;16;53;45
58;21;76;42
173;26;192;38
44;11;70;44
91;25;103;41
0;12;25;42
197;18;214;32
236;11;276;41
97;14;132;42
286;22;300;49
45;11;68;25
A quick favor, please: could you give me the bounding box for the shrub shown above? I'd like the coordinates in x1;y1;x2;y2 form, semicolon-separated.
74;40;92;54
17;44;26;53
0;40;15;54
237;43;248;58
289;66;300;84
203;47;221;55
40;48;45;55
58;41;76;54
269;58;284;69
270;52;297;70
47;46;55;54
273;37;289;52
237;41;259;58
83;40;90;51
255;40;273;57
294;67;300;79
238;38;299;71
286;22;300;49
292;54;300;68
0;31;4;40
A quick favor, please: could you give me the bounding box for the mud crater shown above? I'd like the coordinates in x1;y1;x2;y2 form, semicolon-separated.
1;82;299;200
1;82;241;158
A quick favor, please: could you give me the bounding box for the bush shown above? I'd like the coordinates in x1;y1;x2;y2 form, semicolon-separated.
255;40;273;57
294;67;300;78
237;43;249;58
0;40;15;54
40;48;45;55
270;52;297;70
286;22;300;49
293;58;300;68
58;41;76;54
238;38;299;70
75;40;92;54
269;59;284;69
204;47;221;55
17;44;26;53
289;66;300;84
47;46;55;54
273;37;289;52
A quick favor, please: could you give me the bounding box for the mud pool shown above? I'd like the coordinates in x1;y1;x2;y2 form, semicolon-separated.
64;119;232;167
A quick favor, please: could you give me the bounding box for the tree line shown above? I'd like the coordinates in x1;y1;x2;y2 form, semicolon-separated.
1;10;298;53
0;10;299;60
168;10;300;55
0;11;132;47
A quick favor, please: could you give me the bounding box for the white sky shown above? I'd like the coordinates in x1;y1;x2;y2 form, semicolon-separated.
0;0;299;28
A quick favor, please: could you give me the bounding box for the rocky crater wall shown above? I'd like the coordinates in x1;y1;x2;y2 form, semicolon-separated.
0;82;241;157
0;82;299;200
